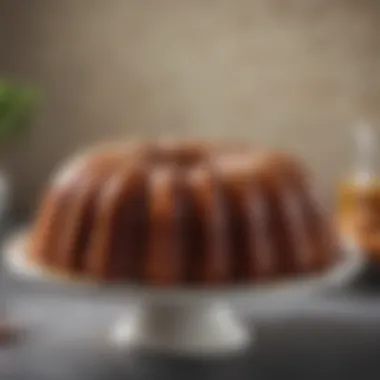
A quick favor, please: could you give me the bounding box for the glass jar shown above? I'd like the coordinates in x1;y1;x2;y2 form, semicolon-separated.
338;123;380;256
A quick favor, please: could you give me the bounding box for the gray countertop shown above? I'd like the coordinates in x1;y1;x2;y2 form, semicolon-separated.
2;221;380;379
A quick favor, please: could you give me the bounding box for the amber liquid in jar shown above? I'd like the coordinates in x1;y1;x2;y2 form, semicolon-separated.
339;176;380;256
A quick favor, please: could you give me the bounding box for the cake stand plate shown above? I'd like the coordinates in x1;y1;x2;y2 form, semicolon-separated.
4;231;364;356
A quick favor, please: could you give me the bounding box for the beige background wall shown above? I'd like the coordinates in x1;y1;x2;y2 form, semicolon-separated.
1;0;380;212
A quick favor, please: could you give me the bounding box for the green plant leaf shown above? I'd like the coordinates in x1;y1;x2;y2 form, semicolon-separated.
0;80;39;143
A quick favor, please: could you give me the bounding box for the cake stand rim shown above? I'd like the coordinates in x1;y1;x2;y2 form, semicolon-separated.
3;229;364;303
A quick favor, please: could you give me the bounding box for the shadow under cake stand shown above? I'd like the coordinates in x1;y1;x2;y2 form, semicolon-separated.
4;230;364;355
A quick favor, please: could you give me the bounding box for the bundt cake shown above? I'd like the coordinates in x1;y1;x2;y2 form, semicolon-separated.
28;140;339;285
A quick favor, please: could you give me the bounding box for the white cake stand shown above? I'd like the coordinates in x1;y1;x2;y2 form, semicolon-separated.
4;230;364;356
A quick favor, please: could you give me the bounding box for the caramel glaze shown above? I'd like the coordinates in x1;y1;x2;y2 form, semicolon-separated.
29;142;339;285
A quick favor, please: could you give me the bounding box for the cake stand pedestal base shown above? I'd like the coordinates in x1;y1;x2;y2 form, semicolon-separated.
110;302;250;355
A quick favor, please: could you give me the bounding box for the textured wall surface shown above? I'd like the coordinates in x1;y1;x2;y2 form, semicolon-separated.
1;0;380;211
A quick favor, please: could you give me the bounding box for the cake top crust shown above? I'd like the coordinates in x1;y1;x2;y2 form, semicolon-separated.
51;140;310;191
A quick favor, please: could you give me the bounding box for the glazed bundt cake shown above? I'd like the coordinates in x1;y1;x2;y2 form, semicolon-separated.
28;140;339;285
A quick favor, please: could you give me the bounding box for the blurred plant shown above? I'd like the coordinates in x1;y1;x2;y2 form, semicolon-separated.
0;80;39;144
